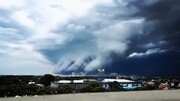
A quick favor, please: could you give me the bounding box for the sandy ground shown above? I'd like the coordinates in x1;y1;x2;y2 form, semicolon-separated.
1;90;180;101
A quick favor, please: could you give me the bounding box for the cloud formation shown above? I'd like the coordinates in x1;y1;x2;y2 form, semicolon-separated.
0;0;180;76
128;48;167;58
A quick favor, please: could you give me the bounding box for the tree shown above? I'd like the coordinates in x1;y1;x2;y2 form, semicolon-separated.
141;84;156;90
80;82;105;92
57;84;74;93
173;81;179;89
109;81;122;91
41;74;54;87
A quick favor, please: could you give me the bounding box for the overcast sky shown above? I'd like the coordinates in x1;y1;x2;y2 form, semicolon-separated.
0;0;180;76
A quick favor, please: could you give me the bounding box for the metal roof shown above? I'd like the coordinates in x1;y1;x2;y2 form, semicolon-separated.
73;80;84;83
56;80;71;83
102;79;135;83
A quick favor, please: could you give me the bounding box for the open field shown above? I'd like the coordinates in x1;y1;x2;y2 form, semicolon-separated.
1;90;180;101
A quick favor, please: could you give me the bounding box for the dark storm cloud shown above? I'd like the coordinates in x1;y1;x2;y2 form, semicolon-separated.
107;0;180;76
129;0;180;50
108;51;180;77
1;0;179;76
35;0;145;74
44;0;180;76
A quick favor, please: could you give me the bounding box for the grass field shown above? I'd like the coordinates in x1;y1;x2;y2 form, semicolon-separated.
1;90;180;101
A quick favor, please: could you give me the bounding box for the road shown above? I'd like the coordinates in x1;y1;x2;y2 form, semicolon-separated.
1;90;180;101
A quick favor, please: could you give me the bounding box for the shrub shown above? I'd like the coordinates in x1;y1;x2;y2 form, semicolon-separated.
57;84;74;94
80;82;105;92
109;81;123;91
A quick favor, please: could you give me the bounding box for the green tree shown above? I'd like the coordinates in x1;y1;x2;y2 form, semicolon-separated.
173;81;179;89
57;84;74;93
109;81;122;91
41;74;54;87
80;82;105;92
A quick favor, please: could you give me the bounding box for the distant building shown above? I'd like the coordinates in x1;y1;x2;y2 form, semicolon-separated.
159;82;170;90
28;82;35;85
36;84;44;87
51;79;95;90
146;81;155;86
102;79;142;90
51;78;142;90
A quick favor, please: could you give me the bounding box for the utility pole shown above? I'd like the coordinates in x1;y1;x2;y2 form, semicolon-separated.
98;68;105;76
98;68;105;81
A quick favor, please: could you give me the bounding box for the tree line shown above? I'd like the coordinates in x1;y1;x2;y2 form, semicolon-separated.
0;74;125;97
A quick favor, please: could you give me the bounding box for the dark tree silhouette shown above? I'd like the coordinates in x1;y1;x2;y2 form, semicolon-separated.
41;74;54;87
57;84;74;93
109;81;122;91
80;82;105;92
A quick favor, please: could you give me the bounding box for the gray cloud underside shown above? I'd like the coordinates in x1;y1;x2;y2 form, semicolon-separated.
36;1;146;74
1;0;180;75
31;0;180;74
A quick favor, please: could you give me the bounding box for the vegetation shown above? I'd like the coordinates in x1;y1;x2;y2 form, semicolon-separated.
0;84;41;97
57;84;74;93
80;82;105;92
0;84;75;97
0;74;66;97
108;81;123;91
0;75;41;85
0;74;77;97
0;75;180;97
41;74;55;87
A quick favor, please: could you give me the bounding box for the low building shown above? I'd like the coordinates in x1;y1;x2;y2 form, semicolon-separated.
102;79;142;90
51;78;142;90
51;80;72;88
28;81;35;85
51;79;89;90
159;82;170;90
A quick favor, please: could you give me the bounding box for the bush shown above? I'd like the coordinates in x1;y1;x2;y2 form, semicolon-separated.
41;74;54;87
80;82;105;92
141;85;156;90
0;84;58;97
0;85;8;97
108;81;123;91
57;84;74;94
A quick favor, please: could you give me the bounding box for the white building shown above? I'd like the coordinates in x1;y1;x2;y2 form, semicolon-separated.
102;79;142;90
51;78;142;90
51;79;90;90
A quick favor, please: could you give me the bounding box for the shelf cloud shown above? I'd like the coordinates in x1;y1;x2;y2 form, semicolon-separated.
0;0;180;76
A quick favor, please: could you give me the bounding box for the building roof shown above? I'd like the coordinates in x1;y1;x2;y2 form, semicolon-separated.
73;80;84;83
55;79;85;84
102;79;135;83
56;80;71;83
